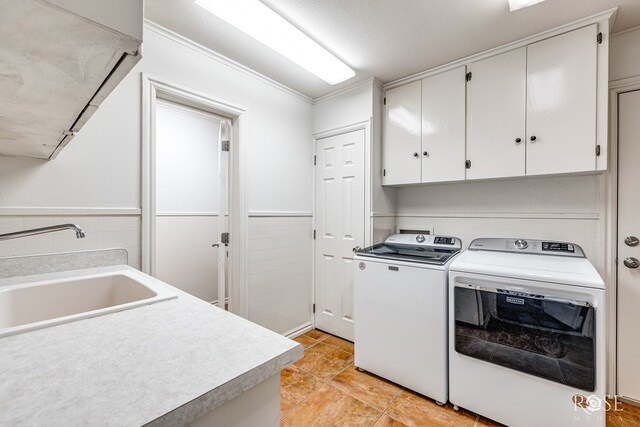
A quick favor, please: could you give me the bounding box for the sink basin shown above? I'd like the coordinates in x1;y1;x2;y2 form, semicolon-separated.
0;270;177;338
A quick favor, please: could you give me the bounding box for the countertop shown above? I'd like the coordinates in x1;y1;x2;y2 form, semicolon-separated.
0;265;303;426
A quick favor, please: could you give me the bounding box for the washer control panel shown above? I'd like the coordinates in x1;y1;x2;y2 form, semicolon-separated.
469;238;584;258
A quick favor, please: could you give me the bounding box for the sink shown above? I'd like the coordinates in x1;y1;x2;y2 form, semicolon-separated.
0;270;177;338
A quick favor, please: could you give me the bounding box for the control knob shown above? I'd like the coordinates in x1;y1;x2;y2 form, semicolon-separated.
514;239;528;249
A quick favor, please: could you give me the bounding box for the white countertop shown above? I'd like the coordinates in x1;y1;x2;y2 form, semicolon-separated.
0;265;303;426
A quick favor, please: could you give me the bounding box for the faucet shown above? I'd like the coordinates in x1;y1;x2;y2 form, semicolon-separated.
0;224;85;241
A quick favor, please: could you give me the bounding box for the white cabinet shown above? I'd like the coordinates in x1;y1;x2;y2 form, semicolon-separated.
383;19;608;186
467;48;527;180
383;80;422;185
421;67;466;183
526;24;598;176
466;24;598;179
384;68;465;185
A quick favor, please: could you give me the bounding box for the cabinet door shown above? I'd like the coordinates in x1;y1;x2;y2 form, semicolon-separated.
421;67;466;183
383;80;422;185
526;24;597;176
467;48;526;180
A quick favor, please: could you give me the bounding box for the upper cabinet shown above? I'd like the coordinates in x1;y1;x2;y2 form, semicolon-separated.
384;81;422;185
383;67;465;185
383;11;612;186
525;24;598;176
0;0;143;160
421;67;466;183
467;47;527;180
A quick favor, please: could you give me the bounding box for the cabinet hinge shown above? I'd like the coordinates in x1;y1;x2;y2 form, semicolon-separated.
465;72;472;82
221;140;230;152
597;32;603;44
383;168;386;177
383;97;386;105
312;303;316;314
313;229;316;240
465;160;471;169
313;155;317;166
596;145;601;157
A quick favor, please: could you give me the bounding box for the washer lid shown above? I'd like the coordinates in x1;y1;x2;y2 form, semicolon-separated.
357;234;462;266
449;249;604;289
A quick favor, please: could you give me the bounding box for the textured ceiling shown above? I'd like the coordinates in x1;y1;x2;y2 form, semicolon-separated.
146;0;640;99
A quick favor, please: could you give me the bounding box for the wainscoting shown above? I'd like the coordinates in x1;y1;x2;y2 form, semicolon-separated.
0;209;141;269
247;212;313;335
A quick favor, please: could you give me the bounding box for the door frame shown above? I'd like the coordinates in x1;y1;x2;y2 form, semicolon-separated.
141;74;249;318
605;75;640;395
311;120;372;330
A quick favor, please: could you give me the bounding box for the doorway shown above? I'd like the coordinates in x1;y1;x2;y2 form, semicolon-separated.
616;88;640;403
154;100;230;307
314;128;366;341
142;75;249;317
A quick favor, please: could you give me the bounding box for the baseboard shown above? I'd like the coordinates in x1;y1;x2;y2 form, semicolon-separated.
284;322;313;339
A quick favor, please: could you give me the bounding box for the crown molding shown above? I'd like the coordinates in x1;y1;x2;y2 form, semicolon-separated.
313;77;380;104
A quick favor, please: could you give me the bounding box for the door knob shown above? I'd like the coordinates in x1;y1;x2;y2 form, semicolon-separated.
625;236;639;247
423;151;429;156
353;246;362;253
530;136;537;141
624;257;640;269
413;152;419;158
515;138;522;144
212;243;220;248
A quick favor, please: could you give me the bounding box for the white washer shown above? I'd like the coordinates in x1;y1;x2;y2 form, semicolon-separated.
354;233;462;403
449;238;605;427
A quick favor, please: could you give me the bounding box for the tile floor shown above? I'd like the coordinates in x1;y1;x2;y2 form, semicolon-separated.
281;329;640;427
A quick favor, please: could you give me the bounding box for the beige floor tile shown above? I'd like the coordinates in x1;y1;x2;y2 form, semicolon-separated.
282;384;381;427
323;335;355;354
373;414;409;427
330;366;402;411
385;390;476;427
607;399;640;427
280;366;322;415
305;330;330;341
293;334;318;349
294;342;353;381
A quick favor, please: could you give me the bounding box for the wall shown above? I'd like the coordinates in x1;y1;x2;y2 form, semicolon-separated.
312;79;397;247
0;22;314;335
610;26;640;81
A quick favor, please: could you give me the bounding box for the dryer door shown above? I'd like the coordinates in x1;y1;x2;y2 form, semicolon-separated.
453;283;596;391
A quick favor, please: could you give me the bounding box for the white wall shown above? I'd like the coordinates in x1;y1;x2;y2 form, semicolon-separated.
0;22;314;335
610;27;640;81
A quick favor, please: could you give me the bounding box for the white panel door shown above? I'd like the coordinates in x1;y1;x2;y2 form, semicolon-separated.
384;80;421;185
526;25;597;176
467;48;527;180
421;67;466;183
617;89;640;402
315;129;365;341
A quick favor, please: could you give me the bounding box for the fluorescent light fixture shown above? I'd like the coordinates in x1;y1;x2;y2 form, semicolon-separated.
508;0;546;12
195;0;355;85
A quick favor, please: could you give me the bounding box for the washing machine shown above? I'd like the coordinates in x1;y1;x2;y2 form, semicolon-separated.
449;238;605;427
354;233;462;403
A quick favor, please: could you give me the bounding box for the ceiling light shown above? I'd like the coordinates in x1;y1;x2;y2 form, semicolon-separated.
195;0;355;85
508;0;546;12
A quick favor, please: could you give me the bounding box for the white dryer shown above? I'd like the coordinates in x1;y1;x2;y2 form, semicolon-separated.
354;234;462;404
449;238;605;427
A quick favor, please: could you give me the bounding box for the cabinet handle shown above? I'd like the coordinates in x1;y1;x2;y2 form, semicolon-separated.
530;136;537;142
423;151;429;156
515;138;521;144
413;152;419;158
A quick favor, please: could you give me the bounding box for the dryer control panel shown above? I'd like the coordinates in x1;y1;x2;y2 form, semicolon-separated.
468;238;585;258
